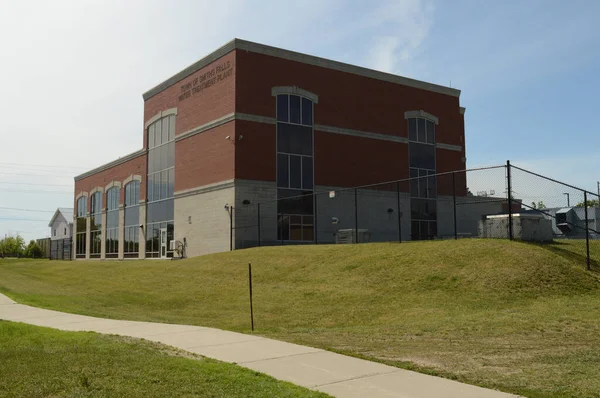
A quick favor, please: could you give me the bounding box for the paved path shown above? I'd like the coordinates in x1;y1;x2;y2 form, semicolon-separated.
0;293;520;398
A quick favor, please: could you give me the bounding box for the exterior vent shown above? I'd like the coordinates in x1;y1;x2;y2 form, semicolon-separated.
335;229;371;244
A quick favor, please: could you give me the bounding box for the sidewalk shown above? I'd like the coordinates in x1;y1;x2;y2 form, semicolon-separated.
0;293;520;398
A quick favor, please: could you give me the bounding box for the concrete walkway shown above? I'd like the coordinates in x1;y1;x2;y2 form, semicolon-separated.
0;293;520;398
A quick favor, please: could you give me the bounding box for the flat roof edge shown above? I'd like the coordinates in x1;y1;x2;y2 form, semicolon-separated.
143;38;461;101
74;149;146;182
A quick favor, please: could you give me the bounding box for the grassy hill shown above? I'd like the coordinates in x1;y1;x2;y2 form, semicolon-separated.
1;239;600;397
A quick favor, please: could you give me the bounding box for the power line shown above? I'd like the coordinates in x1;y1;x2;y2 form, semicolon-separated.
0;217;49;222
0;189;72;194
0;181;72;188
0;206;56;213
0;162;90;170
0;171;75;178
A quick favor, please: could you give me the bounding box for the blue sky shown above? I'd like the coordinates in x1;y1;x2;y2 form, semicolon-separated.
0;0;599;241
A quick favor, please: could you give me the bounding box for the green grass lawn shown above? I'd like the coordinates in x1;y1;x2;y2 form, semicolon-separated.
0;321;328;398
1;239;600;397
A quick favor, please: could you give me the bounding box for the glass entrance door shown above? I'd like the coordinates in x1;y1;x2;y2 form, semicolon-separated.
160;228;167;259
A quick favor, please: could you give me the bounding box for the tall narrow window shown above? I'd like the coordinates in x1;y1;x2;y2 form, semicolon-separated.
105;187;120;258
408;117;437;240
276;94;314;242
124;180;140;258
146;115;175;258
76;196;87;258
90;191;102;258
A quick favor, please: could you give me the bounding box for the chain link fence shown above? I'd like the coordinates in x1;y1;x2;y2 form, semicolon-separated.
232;162;600;270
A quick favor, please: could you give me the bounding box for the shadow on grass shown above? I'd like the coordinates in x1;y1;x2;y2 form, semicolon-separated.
523;240;600;273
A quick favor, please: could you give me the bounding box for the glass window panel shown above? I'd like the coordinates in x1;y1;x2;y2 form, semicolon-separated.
426;120;435;144
277;189;313;215
169;115;176;141
303;215;314;225
277;124;312;155
161;170;168;199
148;148;156;174
411;198;437;221
411;221;420;240
290;215;302;224
278;215;290;240
302;225;314;241
153;173;160;201
290;224;302;240
148;124;155;148
409;142;435;170
420;221;429;239
417;118;426;143
408;118;417;141
167;142;175;169
154;121;162;146
301;97;313;126
289;95;300;124
428;174;437;198
277;153;289;188
289;155;302;189
162;117;169;144
302;157;313;190
410;168;419;197
167;168;174;198
277;95;288;122
147;175;154;202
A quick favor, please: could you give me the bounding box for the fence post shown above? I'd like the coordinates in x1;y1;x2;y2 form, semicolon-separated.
506;160;514;240
397;181;402;243
257;204;261;247
229;206;233;251
354;188;359;244
452;172;458;240
280;213;284;246
248;263;254;332
314;193;318;245
584;192;591;270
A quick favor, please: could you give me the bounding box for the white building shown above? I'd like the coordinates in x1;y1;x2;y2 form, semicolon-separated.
48;208;73;241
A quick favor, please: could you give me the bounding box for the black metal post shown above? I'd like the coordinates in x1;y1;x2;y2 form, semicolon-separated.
248;263;254;332
452;172;458;240
257;204;261;247
314;193;318;244
584;192;591;270
397;181;402;243
280;213;284;246
354;188;359;244
229;206;233;251
506;160;514;240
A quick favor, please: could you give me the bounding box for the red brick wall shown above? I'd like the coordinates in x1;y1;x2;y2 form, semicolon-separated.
235;120;276;182
235;51;462;142
234;51;465;187
74;153;147;212
143;51;236;149
175;122;235;191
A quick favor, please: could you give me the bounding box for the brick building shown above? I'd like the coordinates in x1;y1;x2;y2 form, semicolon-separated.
73;39;467;260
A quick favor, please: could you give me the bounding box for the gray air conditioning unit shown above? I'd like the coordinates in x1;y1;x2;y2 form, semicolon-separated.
335;229;371;244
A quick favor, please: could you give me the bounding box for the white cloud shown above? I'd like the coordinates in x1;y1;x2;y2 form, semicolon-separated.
366;0;435;74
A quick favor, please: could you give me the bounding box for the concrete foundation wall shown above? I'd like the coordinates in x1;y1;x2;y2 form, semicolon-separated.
316;186;411;244
234;180;277;249
174;182;234;258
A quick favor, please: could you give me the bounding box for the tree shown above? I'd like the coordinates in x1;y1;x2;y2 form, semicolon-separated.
576;199;600;208
24;240;43;258
530;201;545;210
0;235;25;257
